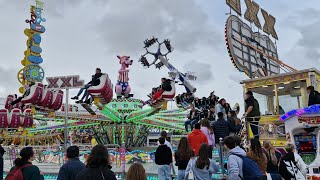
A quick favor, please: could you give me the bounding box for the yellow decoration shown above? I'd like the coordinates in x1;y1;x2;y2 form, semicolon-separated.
19;87;25;94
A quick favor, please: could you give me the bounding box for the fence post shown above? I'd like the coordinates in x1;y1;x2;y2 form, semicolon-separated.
219;138;224;176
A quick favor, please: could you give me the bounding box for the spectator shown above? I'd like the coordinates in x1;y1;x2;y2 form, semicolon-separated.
126;163;147;180
7;147;44;180
174;137;194;180
225;103;232;115
200;119;215;158
224;136;246;180
246;139;267;176
188;123;208;156
215;99;227;119
243;91;261;139
307;86;320;106
157;131;173;152
185;106;199;132
185;144;219;180
58;146;85;180
234;136;245;151
76;145;116;180
0;141;5;180
212;112;231;144
155;137;173;180
207;106;216;121
262;141;282;180
228;111;242;135
279;143;307;180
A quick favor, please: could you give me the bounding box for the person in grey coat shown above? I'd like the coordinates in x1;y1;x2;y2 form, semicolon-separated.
224;136;246;180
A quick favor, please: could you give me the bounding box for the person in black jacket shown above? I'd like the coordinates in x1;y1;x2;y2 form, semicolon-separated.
174;137;194;180
155;137;172;180
212;112;231;144
76;145;116;180
307;86;320;106
58;146;85;180
72;68;103;104
10;82;35;106
185;106;200;132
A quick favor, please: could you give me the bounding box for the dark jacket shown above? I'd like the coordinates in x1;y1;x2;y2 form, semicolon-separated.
162;79;172;91
76;166;117;180
308;90;320;106
10;163;44;180
58;158;85;180
212;118;231;143
88;73;103;86
155;145;172;165
188;110;199;120
174;150;194;170
245;96;261;121
279;152;307;180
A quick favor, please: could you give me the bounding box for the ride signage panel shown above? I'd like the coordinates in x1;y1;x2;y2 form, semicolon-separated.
46;75;84;89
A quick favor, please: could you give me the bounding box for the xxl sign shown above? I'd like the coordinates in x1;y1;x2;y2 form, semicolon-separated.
226;0;278;39
46;75;84;89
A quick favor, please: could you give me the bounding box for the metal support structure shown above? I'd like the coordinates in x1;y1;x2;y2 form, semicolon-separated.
219;138;225;176
64;89;69;152
274;84;279;115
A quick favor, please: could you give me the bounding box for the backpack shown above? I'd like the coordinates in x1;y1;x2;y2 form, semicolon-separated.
5;164;32;180
231;154;263;180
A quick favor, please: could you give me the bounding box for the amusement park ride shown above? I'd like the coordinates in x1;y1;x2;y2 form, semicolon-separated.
1;0;320;179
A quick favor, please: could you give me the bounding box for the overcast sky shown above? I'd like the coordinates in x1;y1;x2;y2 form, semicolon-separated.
0;0;319;110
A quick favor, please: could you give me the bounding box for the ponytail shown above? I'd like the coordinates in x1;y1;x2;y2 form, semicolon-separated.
14;147;34;167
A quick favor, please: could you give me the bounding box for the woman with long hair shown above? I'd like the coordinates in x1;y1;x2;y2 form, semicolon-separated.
227;110;242;135
126;163;147;180
174;137;194;180
185;144;219;180
215;98;226;119
76;145;116;180
200;119;215;158
263;141;282;180
247;138;267;176
7;147;44;180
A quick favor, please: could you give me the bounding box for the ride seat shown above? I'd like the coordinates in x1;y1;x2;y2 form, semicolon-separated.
48;90;64;111
38;88;54;108
9;108;21;128
0;109;9;128
21;109;33;127
162;81;176;100
21;83;44;105
5;95;14;110
87;74;113;105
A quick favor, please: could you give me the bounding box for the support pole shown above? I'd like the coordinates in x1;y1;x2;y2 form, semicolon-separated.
64;89;69;152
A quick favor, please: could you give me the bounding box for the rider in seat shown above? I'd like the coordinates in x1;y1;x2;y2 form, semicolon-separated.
152;78;172;103
71;68;102;104
10;82;35;107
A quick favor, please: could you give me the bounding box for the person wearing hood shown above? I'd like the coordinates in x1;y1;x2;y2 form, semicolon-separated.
188;123;208;156
185;144;219;180
224;136;246;180
155;137;173;180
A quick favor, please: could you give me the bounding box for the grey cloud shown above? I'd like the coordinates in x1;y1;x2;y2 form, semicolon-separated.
183;61;213;83
95;0;219;54
0;67;20;96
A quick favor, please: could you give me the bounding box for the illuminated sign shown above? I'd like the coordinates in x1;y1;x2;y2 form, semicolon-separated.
226;0;278;39
46;75;84;89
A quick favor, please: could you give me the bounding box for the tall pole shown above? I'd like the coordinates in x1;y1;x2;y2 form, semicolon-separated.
64;89;69;152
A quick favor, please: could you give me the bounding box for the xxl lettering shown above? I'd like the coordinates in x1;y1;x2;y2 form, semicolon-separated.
261;9;278;40
226;0;241;15
244;0;261;29
47;78;59;88
60;77;72;88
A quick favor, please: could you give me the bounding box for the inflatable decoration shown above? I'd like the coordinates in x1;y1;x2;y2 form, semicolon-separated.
18;0;46;93
115;56;133;98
